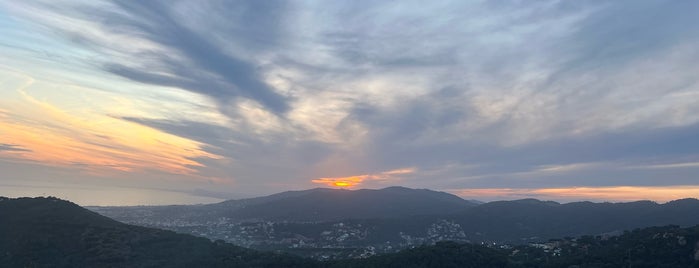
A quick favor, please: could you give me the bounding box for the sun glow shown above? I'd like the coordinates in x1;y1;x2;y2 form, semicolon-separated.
312;168;416;188
333;181;351;187
313;176;364;188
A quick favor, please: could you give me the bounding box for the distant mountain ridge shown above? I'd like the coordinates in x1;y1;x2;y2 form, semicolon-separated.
222;186;475;221
453;197;699;242
91;186;478;223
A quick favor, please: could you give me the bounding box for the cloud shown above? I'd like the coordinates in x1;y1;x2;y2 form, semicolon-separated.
635;162;699;169
3;1;292;116
0;143;31;152
561;1;699;70
114;116;340;189
0;83;219;176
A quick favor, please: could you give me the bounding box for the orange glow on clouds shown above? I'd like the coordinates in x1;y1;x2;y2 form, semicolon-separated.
449;186;699;202
312;168;416;188
313;176;365;188
0;74;220;177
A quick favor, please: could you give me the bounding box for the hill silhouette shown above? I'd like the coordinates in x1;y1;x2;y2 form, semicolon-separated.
0;196;314;267
225;186;475;221
453;197;699;242
92;186;477;223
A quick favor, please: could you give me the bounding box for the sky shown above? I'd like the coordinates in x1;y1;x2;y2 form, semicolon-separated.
1;0;699;205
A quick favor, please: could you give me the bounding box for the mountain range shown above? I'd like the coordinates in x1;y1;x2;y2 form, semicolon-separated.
92;186;476;223
88;186;699;258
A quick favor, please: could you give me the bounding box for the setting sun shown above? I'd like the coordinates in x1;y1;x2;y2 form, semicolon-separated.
311;168;416;188
333;181;351;187
312;176;364;188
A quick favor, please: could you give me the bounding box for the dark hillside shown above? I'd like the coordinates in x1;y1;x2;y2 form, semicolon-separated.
0;197;315;268
230;187;475;221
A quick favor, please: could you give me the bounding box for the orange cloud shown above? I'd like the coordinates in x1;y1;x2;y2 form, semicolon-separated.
449;186;699;203
0;80;220;177
312;168;416;188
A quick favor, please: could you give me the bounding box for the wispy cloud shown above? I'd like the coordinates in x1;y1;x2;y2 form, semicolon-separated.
631;162;699;170
0;143;31;152
3;1;291;116
0;71;219;176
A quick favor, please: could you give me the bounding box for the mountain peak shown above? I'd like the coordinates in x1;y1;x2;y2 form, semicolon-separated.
209;186;476;221
381;186;413;191
512;198;560;205
664;198;699;206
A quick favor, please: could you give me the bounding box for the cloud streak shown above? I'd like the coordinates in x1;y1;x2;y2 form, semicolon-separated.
0;71;219;176
0;143;30;152
4;1;291;116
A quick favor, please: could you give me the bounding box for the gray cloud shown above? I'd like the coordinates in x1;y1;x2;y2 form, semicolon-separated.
117;116;336;190
113;1;291;115
0;143;30;152
565;1;699;68
12;0;292;116
117;0;699;191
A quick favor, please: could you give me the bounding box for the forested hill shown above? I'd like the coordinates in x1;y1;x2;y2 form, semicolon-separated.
0;196;316;268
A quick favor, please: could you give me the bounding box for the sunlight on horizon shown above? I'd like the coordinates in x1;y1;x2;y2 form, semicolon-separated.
311;168;416;188
449;186;699;203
